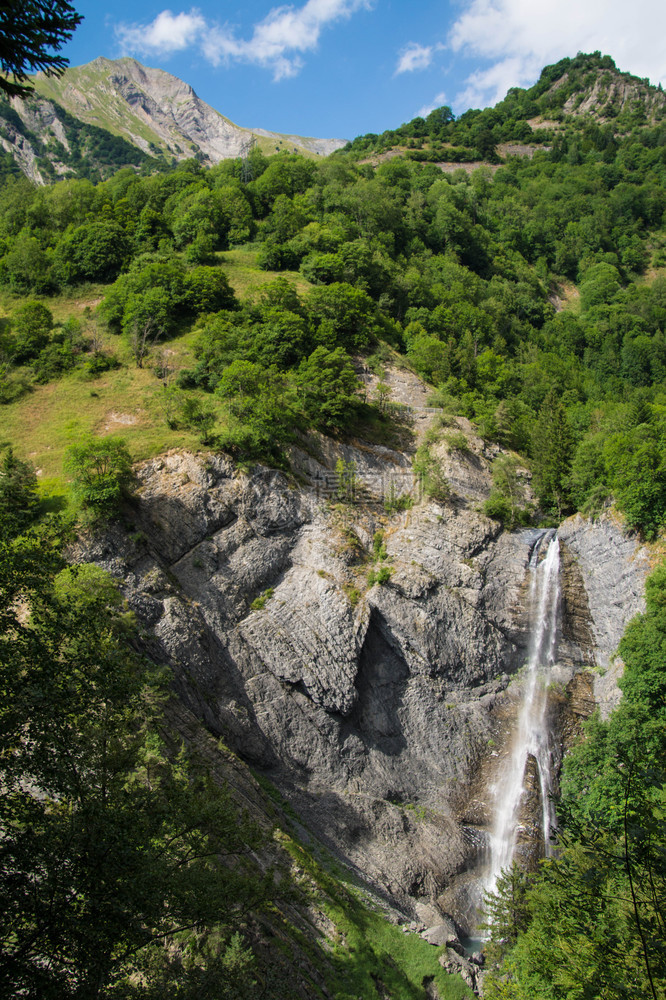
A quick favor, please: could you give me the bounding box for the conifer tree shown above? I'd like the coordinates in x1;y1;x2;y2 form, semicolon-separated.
0;1;82;98
531;390;573;519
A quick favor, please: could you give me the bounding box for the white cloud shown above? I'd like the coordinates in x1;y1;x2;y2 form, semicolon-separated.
448;0;666;109
395;43;435;75
116;9;206;56
115;1;371;80
454;56;543;110
417;91;448;118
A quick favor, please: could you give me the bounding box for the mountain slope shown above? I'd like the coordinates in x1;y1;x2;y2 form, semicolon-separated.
523;51;666;124
32;57;346;163
0;89;154;184
346;52;666;164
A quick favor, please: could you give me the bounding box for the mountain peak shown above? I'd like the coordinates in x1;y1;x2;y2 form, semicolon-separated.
528;51;666;124
30;57;345;166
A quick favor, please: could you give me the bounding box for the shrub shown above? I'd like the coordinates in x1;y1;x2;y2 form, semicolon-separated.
444;430;470;454
482;492;513;523
64;436;134;517
483;454;531;529
11;301;53;363
413;445;450;503
335;458;359;503
0;364;30;404
342;582;361;606
251;587;274;611
384;481;413;513
31;340;78;382
82;351;121;378
372;530;387;560
368;565;391;586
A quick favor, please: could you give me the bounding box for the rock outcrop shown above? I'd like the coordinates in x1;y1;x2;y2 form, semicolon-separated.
69;409;652;938
557;67;666;123
559;512;651;717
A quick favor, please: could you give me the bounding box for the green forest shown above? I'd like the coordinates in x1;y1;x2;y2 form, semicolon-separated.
2;53;666;531
2;50;666;997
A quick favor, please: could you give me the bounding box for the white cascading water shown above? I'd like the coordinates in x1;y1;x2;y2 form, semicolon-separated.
485;531;561;896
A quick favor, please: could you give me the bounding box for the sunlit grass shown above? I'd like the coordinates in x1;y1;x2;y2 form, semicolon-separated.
553;279;581;313
0;283;109;325
274;829;474;1000
219;246;312;299
0;319;220;483
0;249;312;487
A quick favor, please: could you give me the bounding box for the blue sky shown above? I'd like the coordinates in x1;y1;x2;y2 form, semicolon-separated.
59;1;666;141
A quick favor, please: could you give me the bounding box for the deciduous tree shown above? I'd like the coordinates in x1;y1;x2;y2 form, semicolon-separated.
64;436;134;516
295;346;360;431
0;538;270;998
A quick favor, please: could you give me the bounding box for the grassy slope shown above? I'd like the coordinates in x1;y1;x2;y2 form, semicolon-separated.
0;251;310;488
308;859;475;999
258;776;475;1000
221;248;313;298
5;240;666;492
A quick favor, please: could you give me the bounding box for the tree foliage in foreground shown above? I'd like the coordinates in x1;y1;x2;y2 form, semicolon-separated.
0;444;38;535
0;508;276;997
0;1;82;98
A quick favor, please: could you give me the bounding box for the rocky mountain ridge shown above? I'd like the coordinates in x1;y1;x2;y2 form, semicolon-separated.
0;56;346;184
34;57;344;159
545;60;666;124
4;51;664;185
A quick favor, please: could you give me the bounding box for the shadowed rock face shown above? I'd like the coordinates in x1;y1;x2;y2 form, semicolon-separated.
70;434;650;935
515;753;545;868
559;541;597;664
558;512;650;718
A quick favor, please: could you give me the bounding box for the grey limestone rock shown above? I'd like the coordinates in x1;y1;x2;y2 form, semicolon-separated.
69;426;652;935
421;919;460;947
439;947;480;992
558;511;650;716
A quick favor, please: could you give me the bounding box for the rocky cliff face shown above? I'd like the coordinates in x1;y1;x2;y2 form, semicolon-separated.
0;57;347;185
556;68;666;123
0;96;76;184
32;58;346;164
69;403;651;937
559;512;650;716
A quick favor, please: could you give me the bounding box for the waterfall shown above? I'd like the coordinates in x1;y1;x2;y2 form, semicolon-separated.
486;530;561;895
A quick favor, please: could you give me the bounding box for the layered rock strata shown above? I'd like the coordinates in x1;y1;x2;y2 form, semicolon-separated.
69;424;651;935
